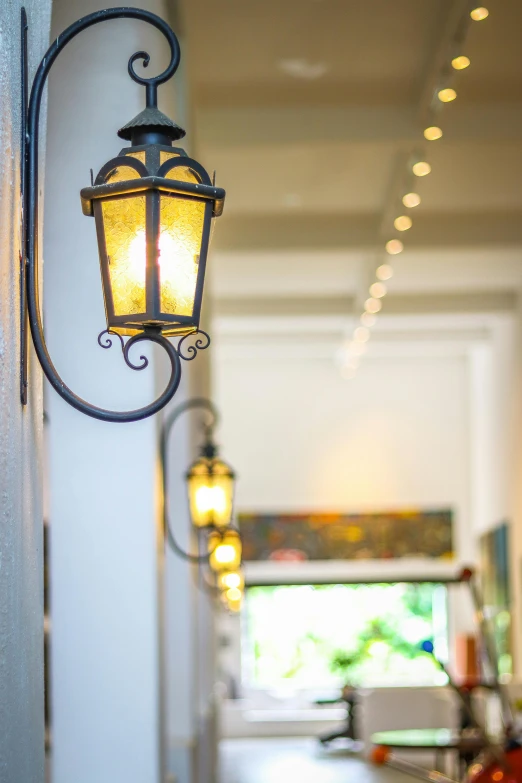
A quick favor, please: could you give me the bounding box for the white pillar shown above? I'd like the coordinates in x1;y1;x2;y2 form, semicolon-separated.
44;2;179;781
0;2;51;782
164;378;198;782
163;379;219;783
159;28;219;782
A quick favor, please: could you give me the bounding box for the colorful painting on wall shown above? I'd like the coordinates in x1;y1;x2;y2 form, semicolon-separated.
238;509;454;562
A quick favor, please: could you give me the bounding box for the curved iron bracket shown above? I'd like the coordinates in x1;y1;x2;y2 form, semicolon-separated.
20;7;209;422
160;398;220;562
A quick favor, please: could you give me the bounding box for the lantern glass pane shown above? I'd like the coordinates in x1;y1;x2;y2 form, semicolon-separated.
159;191;205;316
106;164;142;184
160;150;181;165
218;570;244;592
101;193;147;315
126;151;146;165
209;531;242;572
187;457;234;528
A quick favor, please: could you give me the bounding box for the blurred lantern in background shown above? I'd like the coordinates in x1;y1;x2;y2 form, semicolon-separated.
186;430;235;529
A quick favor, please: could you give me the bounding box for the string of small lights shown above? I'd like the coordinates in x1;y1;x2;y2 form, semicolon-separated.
337;4;490;380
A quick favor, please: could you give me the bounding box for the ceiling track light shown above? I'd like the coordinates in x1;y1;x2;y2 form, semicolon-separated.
412;161;431;177
402;192;421;209
394;215;412;231
424;126;443;141
438;87;457;103
341;1;488;380
452;55;470;70
470;7;489;21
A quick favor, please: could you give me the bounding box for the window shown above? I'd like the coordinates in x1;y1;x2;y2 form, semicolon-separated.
244;583;448;690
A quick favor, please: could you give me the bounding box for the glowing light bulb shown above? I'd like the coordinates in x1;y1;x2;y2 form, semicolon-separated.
452;55;470;70
369;282;387;298
215;544;236;565
222;572;242;589
364;297;382;314
438;88;457;103
226;587;242;603
386;239;404;255
394;215;412;231
402;192;421;208
126;228;198;315
376;264;393;281
470;7;489;20
354;326;370;343
360;312;376;327
424;126;443;141
412;161;431;177
195;485;227;515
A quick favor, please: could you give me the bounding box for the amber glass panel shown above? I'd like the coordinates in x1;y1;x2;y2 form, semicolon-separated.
126;151;146;164
101;196;147;316
160;150;181;166
159;194;205;316
209;531;242;572
105;164;141;185
187;457;234;528
217;570;244;592
164;165;199;184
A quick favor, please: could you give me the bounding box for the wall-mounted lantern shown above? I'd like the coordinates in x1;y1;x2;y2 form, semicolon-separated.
159;398;244;611
186;440;235;530
160;398;238;562
20;7;225;423
208;530;242;573
217;570;244;593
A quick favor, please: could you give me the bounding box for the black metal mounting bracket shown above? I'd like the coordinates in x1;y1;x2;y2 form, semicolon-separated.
160;398;220;563
20;8;28;405
19;7;209;423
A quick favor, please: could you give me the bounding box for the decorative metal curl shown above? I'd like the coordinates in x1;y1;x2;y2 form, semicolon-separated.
128;50;152;83
178;330;211;362
123;335;150;371
22;8;196;423
97;329;124;351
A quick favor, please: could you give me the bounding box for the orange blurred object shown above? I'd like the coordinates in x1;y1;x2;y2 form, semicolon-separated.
467;748;522;783
371;746;390;766
455;634;479;683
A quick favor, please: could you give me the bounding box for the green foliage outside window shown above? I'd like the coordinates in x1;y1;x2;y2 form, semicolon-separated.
245;583;447;688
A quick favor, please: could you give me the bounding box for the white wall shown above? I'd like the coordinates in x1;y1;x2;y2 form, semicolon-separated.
212;315;518;693
469;316;516;538
44;2;178;782
216;348;472;558
0;2;51;781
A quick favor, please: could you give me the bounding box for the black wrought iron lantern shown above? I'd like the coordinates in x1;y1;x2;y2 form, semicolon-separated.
161;399;238;563
186;439;236;530
80;107;224;338
21;7;225;423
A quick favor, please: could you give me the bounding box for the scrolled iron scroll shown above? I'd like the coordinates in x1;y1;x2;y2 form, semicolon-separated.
97;328;211;378
24;8;198;423
178;330;211;361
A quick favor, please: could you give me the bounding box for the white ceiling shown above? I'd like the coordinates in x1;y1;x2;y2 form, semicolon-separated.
179;0;522;329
